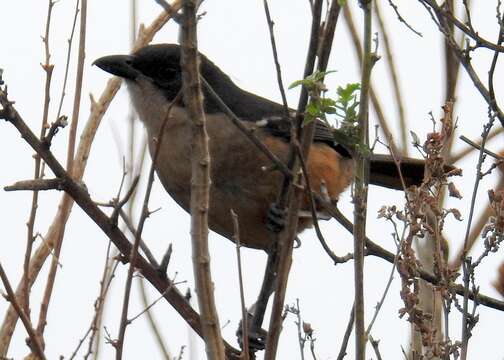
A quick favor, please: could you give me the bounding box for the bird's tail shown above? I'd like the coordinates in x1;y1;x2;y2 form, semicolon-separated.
369;154;448;190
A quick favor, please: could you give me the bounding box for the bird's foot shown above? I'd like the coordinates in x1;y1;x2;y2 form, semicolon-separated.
236;316;268;352
266;202;285;233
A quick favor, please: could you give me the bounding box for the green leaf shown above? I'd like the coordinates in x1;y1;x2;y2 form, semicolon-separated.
288;79;306;89
306;102;320;116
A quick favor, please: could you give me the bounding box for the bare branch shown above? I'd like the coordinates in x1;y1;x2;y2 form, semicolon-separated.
180;0;225;357
0;263;46;360
230;210;249;359
4;179;65;192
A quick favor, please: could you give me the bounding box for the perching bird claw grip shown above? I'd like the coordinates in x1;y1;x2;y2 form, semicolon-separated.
266;202;286;233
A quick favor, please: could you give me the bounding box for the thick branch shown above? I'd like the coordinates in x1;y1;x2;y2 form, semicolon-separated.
180;1;225;359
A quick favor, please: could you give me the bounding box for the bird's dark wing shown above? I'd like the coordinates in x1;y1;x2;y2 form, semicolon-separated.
201;83;351;157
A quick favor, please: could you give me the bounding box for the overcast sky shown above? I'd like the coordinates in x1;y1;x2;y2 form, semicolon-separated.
2;1;504;359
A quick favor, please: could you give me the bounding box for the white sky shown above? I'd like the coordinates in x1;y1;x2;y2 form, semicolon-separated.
1;1;504;359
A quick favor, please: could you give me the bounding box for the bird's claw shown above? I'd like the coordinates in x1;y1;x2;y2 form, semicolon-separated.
236;318;268;352
266;202;285;233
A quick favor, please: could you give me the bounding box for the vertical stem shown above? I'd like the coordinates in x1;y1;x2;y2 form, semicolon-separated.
265;1;323;358
23;0;55;323
180;1;225;359
354;1;373;359
36;0;87;339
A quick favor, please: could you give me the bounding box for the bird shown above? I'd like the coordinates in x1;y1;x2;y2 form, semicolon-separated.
94;43;425;250
93;43;429;350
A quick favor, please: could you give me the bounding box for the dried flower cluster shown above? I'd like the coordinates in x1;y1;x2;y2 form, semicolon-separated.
380;103;466;358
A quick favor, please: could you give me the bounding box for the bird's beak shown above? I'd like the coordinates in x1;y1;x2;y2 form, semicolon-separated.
93;55;138;80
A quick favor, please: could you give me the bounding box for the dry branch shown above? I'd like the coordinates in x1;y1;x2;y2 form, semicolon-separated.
0;2;182;354
180;0;225;358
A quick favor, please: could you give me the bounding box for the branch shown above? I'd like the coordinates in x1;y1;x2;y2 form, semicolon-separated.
0;262;46;360
4;179;65;192
21;0;56;326
375;1;408;155
353;1;375;358
231;210;249;360
35;0;88;340
318;201;504;312
0;85;241;359
336;302;354;360
0;2;183;354
114;92;181;358
180;0;225;358
265;0;323;357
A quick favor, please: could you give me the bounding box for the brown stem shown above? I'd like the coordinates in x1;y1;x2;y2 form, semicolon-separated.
353;1;374;358
180;1;225;358
318;202;504;311
55;0;80;120
231;210;249;359
450;174;504;270
374;1;407;155
4;179;65;192
263;0;289;117
36;0;87;340
343;3;398;155
137;279;172;359
265;1;323;358
22;0;56;324
0;263;46;360
336;302;355;360
115;92;181;358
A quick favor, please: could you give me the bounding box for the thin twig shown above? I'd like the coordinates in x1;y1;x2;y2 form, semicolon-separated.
85;255;119;360
368;334;383;360
365;248;399;336
419;1;504;128
296;143;353;264
316;201;504;311
336;302;355;360
115;91;182;359
375;1;408;155
4;179;65;192
36;0;88;340
459;135;504;161
137;279;172;359
22;0;56;323
68;241;117;359
55;0;80;120
265;1;323;357
460;118;495;360
0;263;46;360
343;4;399;155
450;174;504;270
263;0;289;117
230;210;249;359
386;0;423;36
449;128;503;163
129;281;182;323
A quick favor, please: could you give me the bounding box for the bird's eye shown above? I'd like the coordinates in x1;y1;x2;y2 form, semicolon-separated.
159;67;176;79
